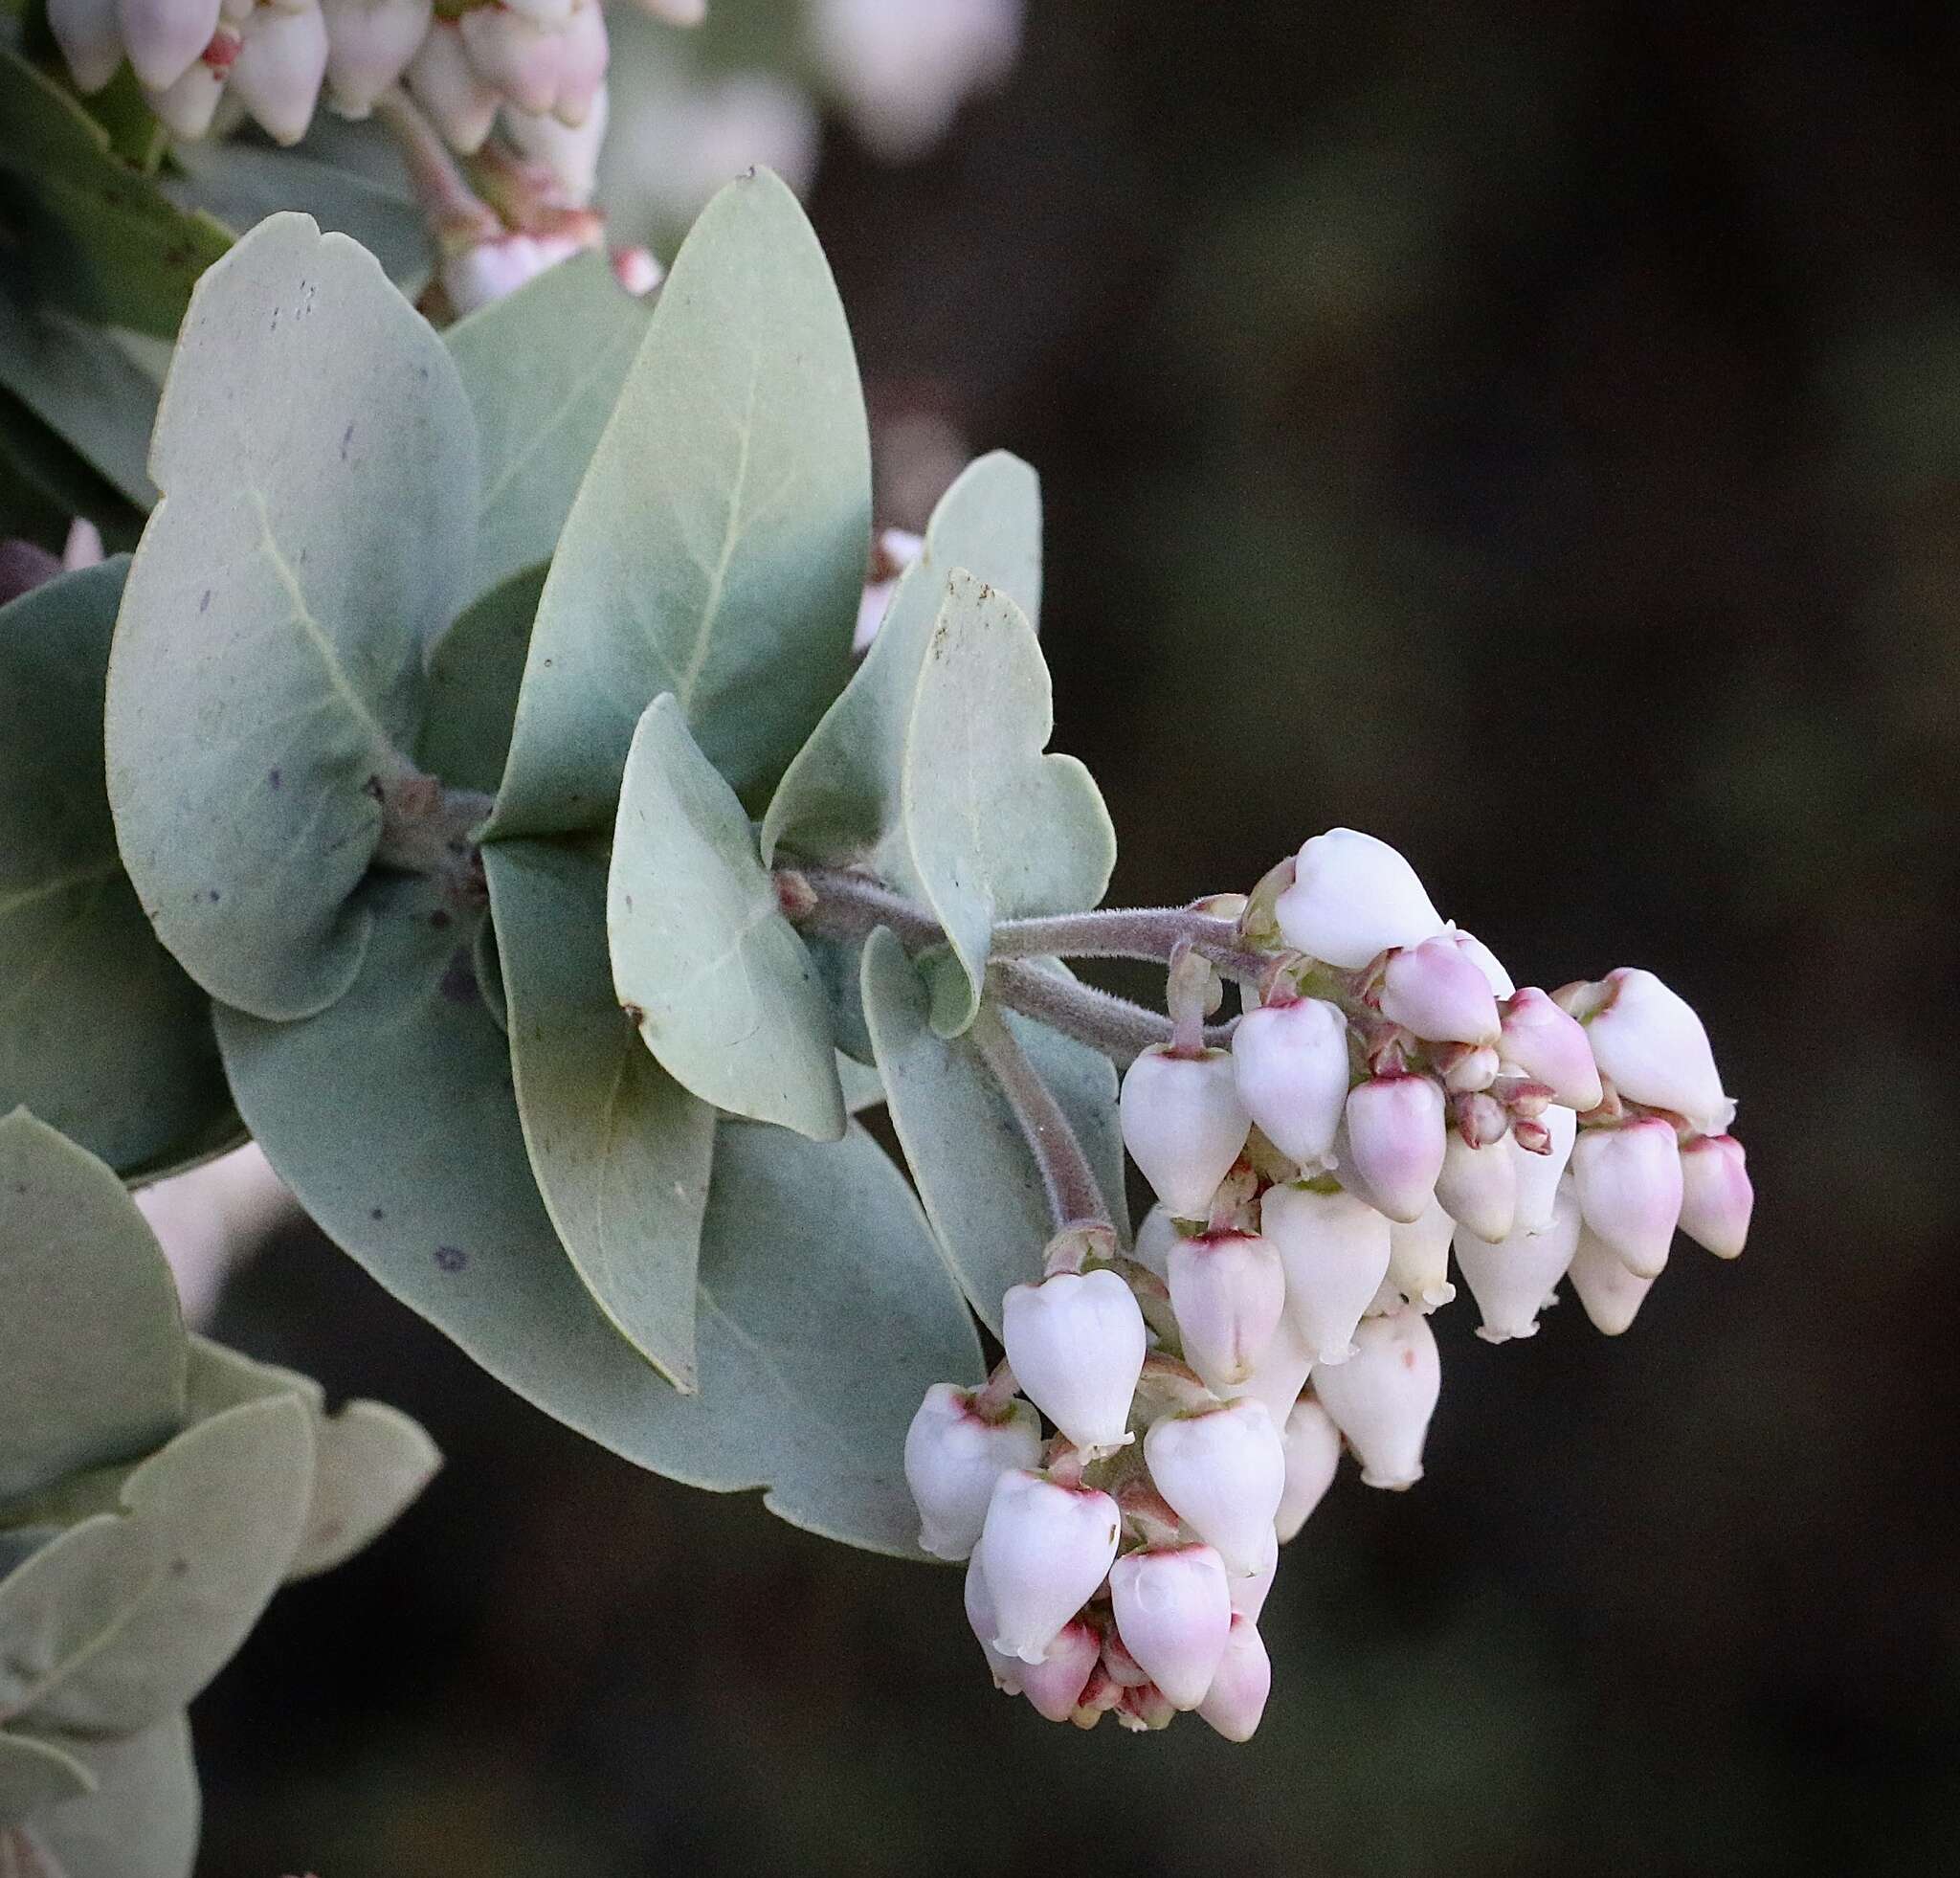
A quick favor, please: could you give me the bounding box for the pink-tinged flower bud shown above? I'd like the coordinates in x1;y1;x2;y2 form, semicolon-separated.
1168;1229;1285;1390
612;243;662;297
441;231;584;315
1144;1400;1286;1577
1119;1044;1250;1219
62;520;105;571
1109;1543;1233;1710
1310;1306;1439;1489
1386;1196;1457;1311
1019;1618;1101;1723
1259;1183;1392;1366
406;18;499;150
1001;1268;1146;1458
320;0;430;115
1444;927;1514;996
1499;988;1602;1112
1130;1202;1179;1282
1230;997;1350;1169
1197;1614;1272;1743
502;0;570;24
1100;1629;1150;1687
1576;967;1734;1134
1569;1222;1658;1334
549;0;606;123
903;1383;1043;1562
458;1;563;116
1277;1395;1341;1542
143;54;226;138
1572;1117;1682;1279
1453;1185;1581;1343
1218;1309;1313;1430
1380;937;1502;1046
962;1554;1024;1694
502;91;609;202
50;0;124;92
1231;1525;1279;1618
1116;1681;1177;1732
119;0;221;89
974;1469;1121;1665
1344;1073;1446;1223
230;0;328;145
1679;1133;1751;1260
1436;1128;1517;1243
1510;1100;1575;1233
1274;827;1443;970
1441;1044;1500;1093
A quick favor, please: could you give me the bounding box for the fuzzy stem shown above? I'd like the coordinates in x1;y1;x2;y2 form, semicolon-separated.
989;960;1235;1063
372;87;501;244
969;1003;1112;1232
991;908;1270;983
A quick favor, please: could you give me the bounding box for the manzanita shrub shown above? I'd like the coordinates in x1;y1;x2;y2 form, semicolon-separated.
1;155;1755;1850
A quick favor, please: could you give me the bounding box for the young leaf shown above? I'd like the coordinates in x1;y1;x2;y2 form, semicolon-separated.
105;212;478;1021
0;1730;95;1825
762;449;1042;869
484;838;717;1392
0;1713;198;1878
0;1111;187;1506
445;254;653;596
0;563;231;1176
489;168;870;838
609;694;844;1141
859;928;1129;1337
418;563;545;798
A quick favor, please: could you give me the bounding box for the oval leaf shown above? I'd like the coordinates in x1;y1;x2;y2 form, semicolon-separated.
418;562;544;798
105;212;478;1020
0;1516;150;1730
490;168;869;837
609;694;844;1141
1;1714;198;1878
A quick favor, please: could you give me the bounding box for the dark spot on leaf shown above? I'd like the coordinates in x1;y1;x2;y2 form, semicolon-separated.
622;1001;646;1027
434;1245;467;1273
199;591;212;614
439;948;479;1003
206;888;221;903
267;768;281;790
430;909;452;929
370;1206;385;1220
341;421;354;461
168;1557;189;1578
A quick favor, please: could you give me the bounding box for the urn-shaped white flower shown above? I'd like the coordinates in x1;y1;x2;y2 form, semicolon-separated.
319;0;432;117
1436;1129;1518;1243
1568;1221;1658;1335
1259;1182;1392;1365
406;18;499;151
1499;987;1603;1112
1575;968;1734;1134
1019;1618;1101;1723
1453;1186;1583;1343
230;0;330;146
1444;927;1515;997
1344;1073;1447;1222
1511;1100;1577;1233
1130;1202;1180;1282
1230;996;1351;1168
49;0;126;92
1108;1543;1234;1710
1572;1117;1682;1278
974;1469;1122;1664
1001;1268;1146;1457
1218;1309;1314;1430
1144;1398;1286;1576
962;1553;1024;1694
121;0;221;89
1386;1195;1458;1311
1679;1133;1752;1260
1274;828;1443;969
1230;1525;1280;1619
1379;937;1502;1046
1311;1306;1440;1489
1197;1614;1272;1743
1168;1229;1286;1389
1119;1045;1250;1219
903;1383;1044;1561
1277;1394;1343;1542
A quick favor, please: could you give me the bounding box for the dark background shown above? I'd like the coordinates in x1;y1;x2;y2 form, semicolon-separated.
195;3;1959;1872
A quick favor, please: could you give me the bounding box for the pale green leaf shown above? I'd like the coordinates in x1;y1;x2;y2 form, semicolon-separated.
609;694;844;1141
484;838;716;1391
490;168;869;837
418;563;544;798
0;564;230;1175
104;212;478;1020
0;1112;186;1507
0;294;158;509
0;1714;198;1878
0;1732;93;1827
0;1516;149;1730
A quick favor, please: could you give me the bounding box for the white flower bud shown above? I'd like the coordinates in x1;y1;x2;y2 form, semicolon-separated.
1436;1129;1517;1243
1119;1044;1250;1219
1310;1306;1439;1489
962;1553;1023;1694
1441;1044;1501;1093
1379;937;1502;1046
974;1469;1121;1665
1572;1117;1682;1279
1277;1394;1342;1542
1230;997;1350;1169
145;50;229;137
1453;1184;1581;1343
1576;968;1734;1134
1569;1221;1657;1334
501;89;609;203
406;17;499;150
1167;1228;1285;1390
1144;1398;1286;1576
1386;1195;1457;1311
1510;1098;1575;1233
903;1383;1043;1561
1259;1181;1391;1365
1019;1617;1101;1723
1499;987;1603;1111
1000;1268;1146;1457
1197;1614;1272;1743
1679;1133;1751;1260
319;0;431;118
1274;828;1443;969
441;231;584;315
502;0;570;24
230;0;328;145
1217;1309;1314;1430
549;0;606;123
1444;926;1515;997
1130;1202;1179;1282
119;0;222;90
1230;1524;1279;1618
612;242;662;297
457;0;564;114
50;0;126;92
1343;1073;1446;1223
1108;1543;1233;1710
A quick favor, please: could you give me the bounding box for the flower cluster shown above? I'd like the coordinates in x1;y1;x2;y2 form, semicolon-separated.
905;828;1750;1737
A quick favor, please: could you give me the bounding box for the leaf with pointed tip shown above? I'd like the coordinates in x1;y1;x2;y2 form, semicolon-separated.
860;928;1128;1336
489;168;869;837
418;563;544;798
217;874;978;1554
0;564;230;1176
485;838;716;1391
609;694;843;1140
0;1714;198;1877
105;212;477;1021
446;254;652;596
0;1112;187;1506
0;1516;150;1729
0;293;158;509
763;449;1044;869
